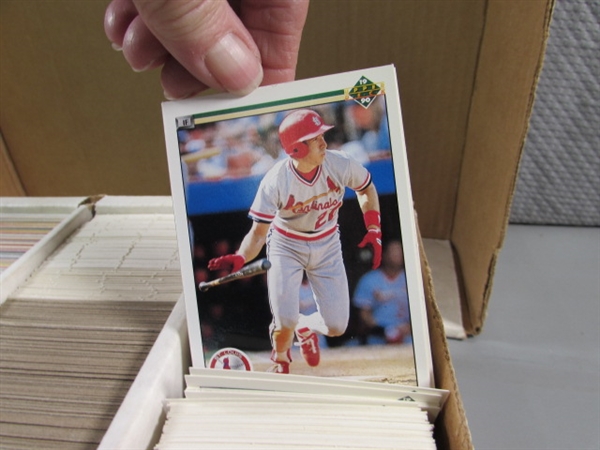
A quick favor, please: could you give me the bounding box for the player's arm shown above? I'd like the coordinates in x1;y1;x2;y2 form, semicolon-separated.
356;183;380;216
356;183;382;269
207;221;270;273
236;221;270;263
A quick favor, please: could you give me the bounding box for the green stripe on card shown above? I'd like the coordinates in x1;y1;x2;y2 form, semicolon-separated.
192;90;347;124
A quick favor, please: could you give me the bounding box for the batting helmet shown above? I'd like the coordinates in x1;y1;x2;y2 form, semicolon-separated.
278;109;334;159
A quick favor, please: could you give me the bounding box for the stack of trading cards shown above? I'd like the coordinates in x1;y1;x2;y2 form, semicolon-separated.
11;211;182;302
0;210;63;274
154;369;446;449
157;66;449;448
0;199;182;448
0;197;82;274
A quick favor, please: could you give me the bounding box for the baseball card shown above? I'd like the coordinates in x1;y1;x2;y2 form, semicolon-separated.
163;65;434;388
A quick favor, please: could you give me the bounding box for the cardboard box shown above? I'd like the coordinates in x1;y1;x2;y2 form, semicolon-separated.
0;1;554;448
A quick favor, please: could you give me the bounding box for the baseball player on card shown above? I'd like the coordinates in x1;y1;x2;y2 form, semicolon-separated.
207;109;382;374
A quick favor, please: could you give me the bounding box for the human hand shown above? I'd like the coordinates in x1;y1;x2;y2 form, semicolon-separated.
104;0;309;99
359;210;382;269
208;254;246;273
358;229;382;270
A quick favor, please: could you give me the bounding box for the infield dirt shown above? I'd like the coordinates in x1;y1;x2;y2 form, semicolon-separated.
248;343;417;386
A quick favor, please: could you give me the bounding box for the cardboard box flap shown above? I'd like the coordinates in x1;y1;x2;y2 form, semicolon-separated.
418;228;473;449
423;239;467;340
453;0;555;334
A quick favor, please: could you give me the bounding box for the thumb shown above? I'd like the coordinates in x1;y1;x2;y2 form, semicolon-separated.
357;235;369;248
132;0;263;96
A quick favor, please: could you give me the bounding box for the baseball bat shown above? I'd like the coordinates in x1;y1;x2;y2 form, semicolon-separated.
198;258;271;292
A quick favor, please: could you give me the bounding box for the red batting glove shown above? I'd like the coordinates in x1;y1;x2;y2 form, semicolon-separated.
207;254;246;273
360;210;382;269
358;229;382;269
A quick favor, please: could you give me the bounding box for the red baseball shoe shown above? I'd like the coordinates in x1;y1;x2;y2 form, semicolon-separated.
266;361;290;374
295;327;320;367
267;350;291;374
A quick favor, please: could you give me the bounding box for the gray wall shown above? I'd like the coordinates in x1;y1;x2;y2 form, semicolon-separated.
510;0;599;226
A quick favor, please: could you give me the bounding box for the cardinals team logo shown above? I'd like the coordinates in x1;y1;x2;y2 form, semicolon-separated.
209;347;253;371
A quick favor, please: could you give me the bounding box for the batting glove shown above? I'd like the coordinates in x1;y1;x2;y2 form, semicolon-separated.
207;254;246;273
359;210;382;269
358;229;382;269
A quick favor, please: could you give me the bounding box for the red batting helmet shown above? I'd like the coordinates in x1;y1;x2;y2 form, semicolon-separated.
278;109;334;159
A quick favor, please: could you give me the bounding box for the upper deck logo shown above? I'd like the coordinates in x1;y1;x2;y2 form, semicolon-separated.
209;347;253;371
347;76;384;109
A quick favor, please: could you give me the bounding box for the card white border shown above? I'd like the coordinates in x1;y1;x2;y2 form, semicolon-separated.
162;65;433;388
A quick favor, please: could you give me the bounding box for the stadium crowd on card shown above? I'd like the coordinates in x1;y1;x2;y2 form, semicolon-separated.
178;99;392;184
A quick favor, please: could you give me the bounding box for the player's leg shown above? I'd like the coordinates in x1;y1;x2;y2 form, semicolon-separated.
306;232;350;337
266;231;305;372
293;233;349;368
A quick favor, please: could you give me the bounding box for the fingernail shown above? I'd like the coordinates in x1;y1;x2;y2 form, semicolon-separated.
111;42;122;51
132;60;157;73
163;89;204;101
163;90;192;101
205;33;263;96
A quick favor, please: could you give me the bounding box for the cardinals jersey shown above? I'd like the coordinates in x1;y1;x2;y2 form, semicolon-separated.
249;150;372;240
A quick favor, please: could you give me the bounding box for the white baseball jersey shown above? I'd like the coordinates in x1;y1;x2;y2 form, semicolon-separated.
249;150;371;240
